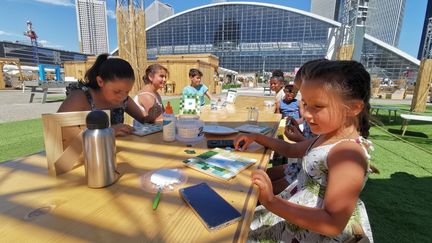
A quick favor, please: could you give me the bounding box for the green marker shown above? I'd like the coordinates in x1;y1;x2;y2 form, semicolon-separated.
153;189;161;210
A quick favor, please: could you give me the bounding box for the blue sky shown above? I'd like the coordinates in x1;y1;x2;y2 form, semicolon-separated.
0;0;427;58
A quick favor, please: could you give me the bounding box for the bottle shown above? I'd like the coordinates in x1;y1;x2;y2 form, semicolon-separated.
163;101;176;142
83;110;119;188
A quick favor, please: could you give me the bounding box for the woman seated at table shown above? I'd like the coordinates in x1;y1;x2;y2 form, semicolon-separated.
58;54;162;136
133;64;168;126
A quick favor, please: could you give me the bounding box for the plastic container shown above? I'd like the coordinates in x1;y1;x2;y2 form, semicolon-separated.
163;102;176;142
175;116;204;143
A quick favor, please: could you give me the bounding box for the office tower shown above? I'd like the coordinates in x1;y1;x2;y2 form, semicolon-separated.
311;0;406;47
418;0;432;59
75;0;109;55
145;0;174;27
366;0;405;46
310;0;342;21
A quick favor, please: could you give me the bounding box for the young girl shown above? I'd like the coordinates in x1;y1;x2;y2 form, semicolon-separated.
133;64;168;125
270;75;286;113
235;60;373;242
58;54;162;136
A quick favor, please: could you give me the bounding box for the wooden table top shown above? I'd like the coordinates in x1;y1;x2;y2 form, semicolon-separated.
0;96;281;243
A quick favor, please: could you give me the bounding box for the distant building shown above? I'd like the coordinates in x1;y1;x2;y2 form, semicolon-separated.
113;2;419;81
75;0;109;55
310;0;342;21
0;41;87;66
311;0;406;47
145;0;174;27
418;0;432;59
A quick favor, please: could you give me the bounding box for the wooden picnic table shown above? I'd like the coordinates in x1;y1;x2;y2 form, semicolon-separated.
0;96;281;243
370;105;399;123
400;113;432;136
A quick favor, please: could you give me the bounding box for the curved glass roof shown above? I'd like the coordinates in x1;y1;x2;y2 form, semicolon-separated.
117;2;420;80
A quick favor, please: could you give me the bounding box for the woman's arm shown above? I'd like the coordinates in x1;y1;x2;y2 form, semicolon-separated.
256;141;367;236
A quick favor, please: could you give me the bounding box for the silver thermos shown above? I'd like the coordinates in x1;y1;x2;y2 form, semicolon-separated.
83;110;119;188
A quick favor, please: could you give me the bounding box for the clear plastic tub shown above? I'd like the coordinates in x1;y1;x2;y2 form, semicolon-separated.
175;117;204;143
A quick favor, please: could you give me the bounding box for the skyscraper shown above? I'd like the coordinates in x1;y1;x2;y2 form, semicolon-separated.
310;0;406;47
366;0;405;46
75;0;109;55
310;0;342;21
145;0;174;27
418;0;432;59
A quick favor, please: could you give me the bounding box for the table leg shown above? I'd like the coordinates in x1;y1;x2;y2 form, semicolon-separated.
388;110;391;123
29;87;36;103
401;119;409;136
42;88;48;104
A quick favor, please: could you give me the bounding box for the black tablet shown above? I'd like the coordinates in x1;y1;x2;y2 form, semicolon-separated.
179;182;242;230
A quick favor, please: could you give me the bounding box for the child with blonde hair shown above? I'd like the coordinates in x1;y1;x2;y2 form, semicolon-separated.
235;60;373;242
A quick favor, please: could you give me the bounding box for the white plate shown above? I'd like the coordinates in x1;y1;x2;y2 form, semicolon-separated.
203;125;238;135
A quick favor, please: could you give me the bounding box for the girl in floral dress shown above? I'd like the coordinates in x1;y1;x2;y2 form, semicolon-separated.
235;60;374;242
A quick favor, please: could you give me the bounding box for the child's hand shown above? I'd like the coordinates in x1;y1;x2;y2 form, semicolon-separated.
252;169;275;206
284;117;305;142
112;124;134;136
234;134;255;151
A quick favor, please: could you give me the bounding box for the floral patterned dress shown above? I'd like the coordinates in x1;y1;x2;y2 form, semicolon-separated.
248;137;374;243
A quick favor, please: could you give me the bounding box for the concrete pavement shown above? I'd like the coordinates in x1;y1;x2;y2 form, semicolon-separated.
0;86;427;123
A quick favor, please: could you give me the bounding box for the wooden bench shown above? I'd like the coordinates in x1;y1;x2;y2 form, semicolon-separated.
400;113;432;136
370;105;399;123
24;80;74;103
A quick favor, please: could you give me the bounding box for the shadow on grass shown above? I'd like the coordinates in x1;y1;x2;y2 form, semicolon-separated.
387;128;429;138
362;172;432;242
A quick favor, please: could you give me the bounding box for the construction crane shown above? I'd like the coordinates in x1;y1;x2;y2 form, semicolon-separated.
23;21;40;65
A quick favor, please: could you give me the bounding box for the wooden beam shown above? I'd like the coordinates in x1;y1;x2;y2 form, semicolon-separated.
411;59;432;112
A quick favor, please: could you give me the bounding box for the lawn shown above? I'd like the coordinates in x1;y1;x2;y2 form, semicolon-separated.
0;102;431;242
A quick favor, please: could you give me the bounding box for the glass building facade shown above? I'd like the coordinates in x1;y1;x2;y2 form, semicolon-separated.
140;2;419;80
0;41;88;66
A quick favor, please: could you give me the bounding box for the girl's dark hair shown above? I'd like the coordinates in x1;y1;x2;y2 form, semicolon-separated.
270;75;286;85
143;64;168;84
302;60;371;138
272;69;284;78
84;54;135;90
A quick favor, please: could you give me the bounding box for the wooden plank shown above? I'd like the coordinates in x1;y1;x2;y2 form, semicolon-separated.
411;59;432;112
1;96;281;242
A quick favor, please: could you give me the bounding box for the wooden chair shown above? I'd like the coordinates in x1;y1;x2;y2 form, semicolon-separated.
343;222;370;243
41;111;109;176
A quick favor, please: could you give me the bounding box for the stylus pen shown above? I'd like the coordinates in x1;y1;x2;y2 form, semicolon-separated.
153;189;161;210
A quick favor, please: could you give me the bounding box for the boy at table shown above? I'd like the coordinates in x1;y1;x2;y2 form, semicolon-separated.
182;68;212;106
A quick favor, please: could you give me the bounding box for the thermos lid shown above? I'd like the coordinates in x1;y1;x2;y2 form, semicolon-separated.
86;110;109;130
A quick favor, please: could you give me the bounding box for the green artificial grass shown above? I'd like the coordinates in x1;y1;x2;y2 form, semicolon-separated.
0;101;431;242
0;119;44;162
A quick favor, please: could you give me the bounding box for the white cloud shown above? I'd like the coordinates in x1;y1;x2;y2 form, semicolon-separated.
0;30;12;36
107;9;116;19
39;39;63;49
0;30;22;37
35;0;74;7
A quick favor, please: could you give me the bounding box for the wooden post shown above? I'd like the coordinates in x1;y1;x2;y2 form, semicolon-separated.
116;1;147;96
337;44;354;60
0;63;5;89
411;59;432;112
